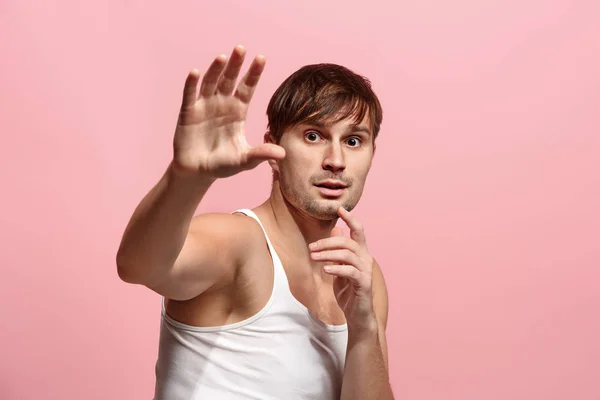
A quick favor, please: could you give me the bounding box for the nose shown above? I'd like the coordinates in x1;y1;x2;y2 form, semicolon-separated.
322;143;346;173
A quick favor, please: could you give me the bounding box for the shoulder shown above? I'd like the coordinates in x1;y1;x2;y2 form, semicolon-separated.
188;211;267;264
189;211;259;233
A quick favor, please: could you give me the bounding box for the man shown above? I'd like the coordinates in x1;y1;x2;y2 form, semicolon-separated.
117;45;393;399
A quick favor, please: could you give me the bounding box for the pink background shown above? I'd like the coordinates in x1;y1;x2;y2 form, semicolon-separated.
1;0;599;399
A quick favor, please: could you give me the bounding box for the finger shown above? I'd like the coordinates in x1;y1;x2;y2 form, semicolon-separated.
330;226;344;237
217;45;246;95
234;55;266;104
311;249;362;268
242;143;286;170
323;265;366;287
337;207;367;246
181;69;201;109
199;54;228;97
309;236;360;254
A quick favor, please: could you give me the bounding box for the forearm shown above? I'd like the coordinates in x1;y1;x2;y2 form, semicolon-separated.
116;161;213;284
341;326;394;400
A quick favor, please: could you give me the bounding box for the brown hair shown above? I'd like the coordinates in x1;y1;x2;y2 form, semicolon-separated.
266;63;383;143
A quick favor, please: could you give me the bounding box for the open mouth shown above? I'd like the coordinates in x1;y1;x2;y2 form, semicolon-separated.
314;181;347;197
315;183;346;190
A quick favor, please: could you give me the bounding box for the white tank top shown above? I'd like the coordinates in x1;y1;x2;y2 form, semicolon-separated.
153;209;348;400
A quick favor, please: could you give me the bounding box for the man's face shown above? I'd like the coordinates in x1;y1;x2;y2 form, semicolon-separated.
274;115;375;220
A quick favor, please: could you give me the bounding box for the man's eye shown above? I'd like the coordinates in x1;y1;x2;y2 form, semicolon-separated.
346;137;361;147
305;132;320;142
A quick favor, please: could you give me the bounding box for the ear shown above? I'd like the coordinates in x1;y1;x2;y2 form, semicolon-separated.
368;142;376;169
264;131;280;173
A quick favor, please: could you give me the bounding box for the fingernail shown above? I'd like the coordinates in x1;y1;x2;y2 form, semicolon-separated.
308;243;317;250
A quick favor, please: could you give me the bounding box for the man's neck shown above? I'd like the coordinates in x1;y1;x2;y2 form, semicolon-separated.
254;182;339;273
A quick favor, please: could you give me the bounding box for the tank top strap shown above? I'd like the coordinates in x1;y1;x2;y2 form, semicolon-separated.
232;208;348;332
232;209;290;291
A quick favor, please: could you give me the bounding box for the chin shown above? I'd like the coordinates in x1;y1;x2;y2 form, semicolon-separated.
279;180;357;220
303;199;355;220
306;204;339;220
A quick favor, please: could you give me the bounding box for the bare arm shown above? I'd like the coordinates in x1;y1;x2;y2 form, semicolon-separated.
340;261;394;400
309;209;394;399
116;46;284;300
116;164;215;298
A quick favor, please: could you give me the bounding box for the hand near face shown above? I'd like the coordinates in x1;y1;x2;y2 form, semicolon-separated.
309;207;376;334
172;45;285;179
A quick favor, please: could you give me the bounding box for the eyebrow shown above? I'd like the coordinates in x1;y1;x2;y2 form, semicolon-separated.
349;125;372;136
304;123;372;136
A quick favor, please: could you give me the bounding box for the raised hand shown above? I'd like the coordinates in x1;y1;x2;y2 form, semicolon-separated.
309;207;377;334
172;45;285;179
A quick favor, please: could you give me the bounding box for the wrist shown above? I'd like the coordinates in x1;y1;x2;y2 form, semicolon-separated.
168;160;216;186
347;315;378;343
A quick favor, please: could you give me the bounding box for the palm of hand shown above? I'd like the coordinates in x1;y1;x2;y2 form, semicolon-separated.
172;46;285;179
327;224;375;329
332;255;374;325
176;96;251;178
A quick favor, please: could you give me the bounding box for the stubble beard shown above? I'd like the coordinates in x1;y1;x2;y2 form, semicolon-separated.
280;177;359;221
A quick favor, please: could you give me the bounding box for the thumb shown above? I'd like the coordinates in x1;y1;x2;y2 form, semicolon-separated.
330;226;345;237
244;143;286;170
